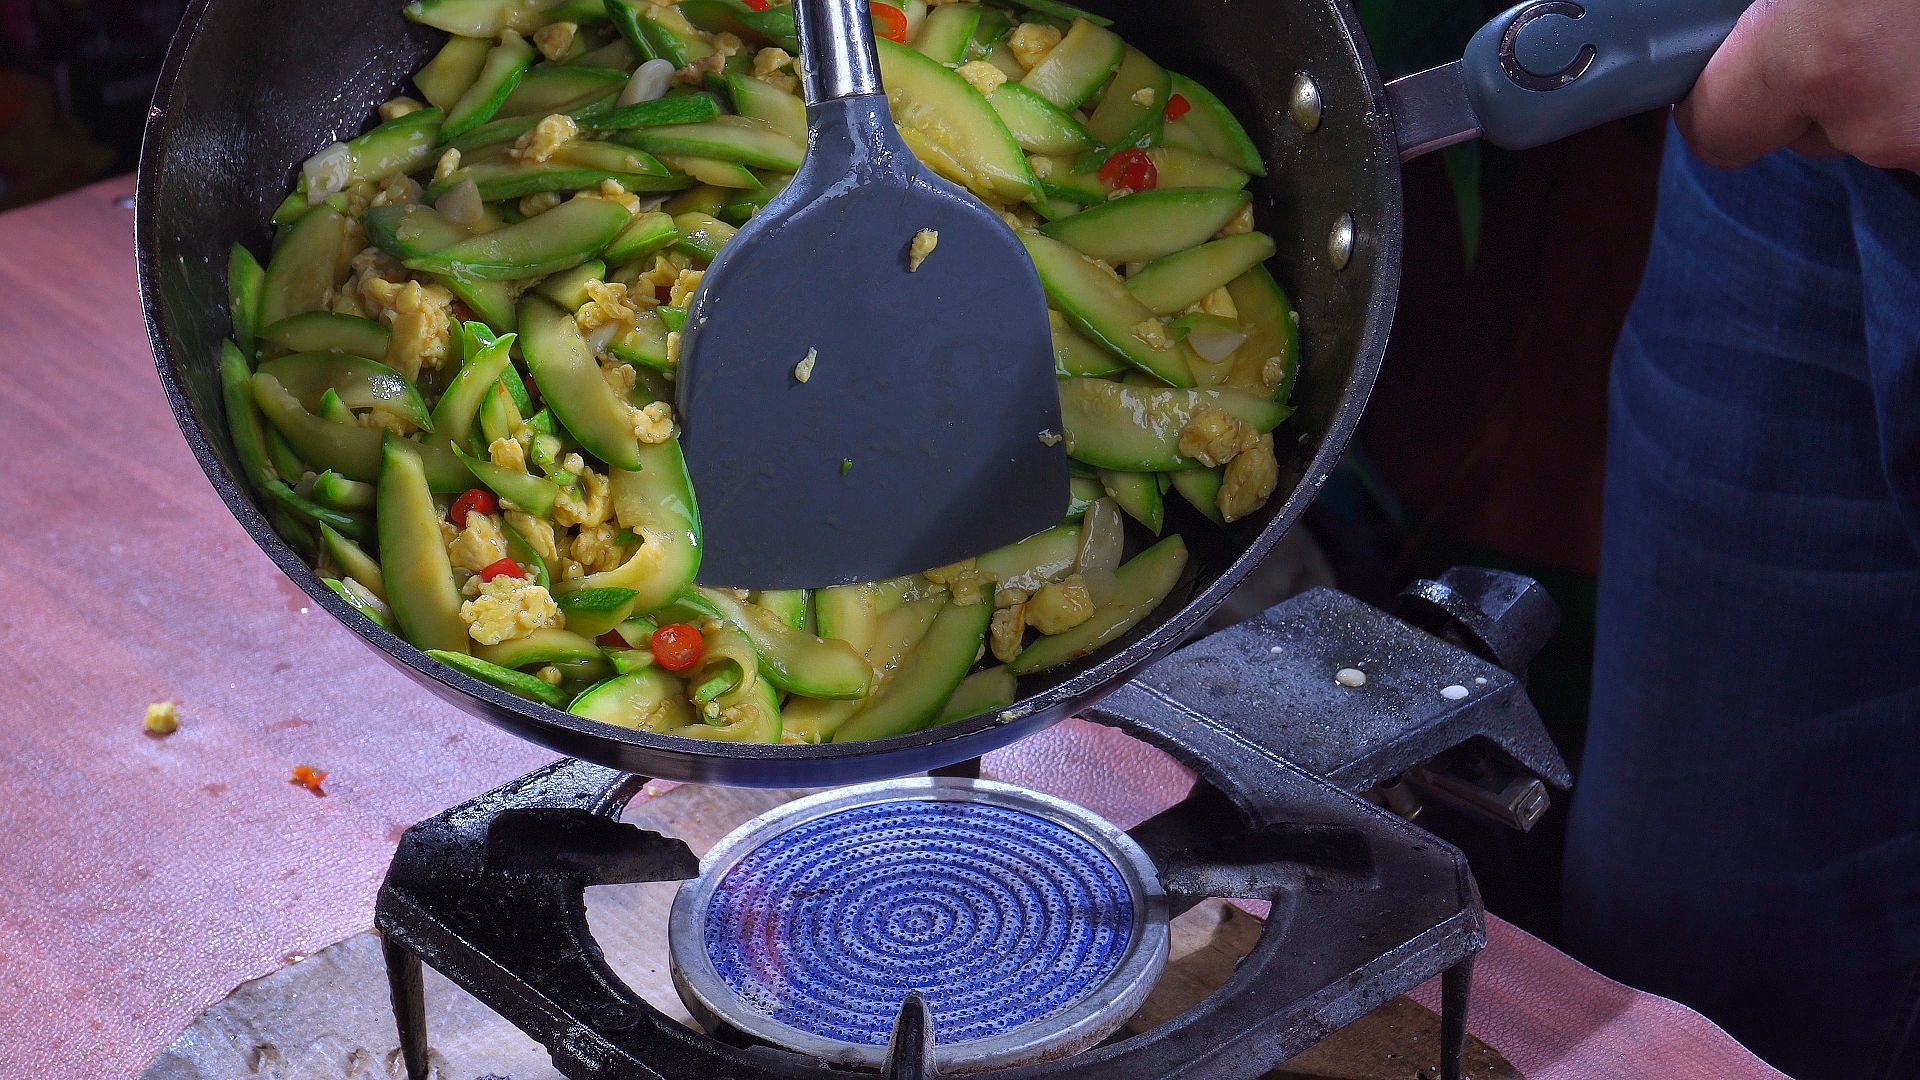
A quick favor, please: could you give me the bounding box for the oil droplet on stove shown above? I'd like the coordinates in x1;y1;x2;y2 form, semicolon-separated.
1334;667;1366;688
1440;684;1468;700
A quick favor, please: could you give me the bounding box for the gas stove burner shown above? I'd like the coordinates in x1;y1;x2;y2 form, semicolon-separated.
669;778;1169;1072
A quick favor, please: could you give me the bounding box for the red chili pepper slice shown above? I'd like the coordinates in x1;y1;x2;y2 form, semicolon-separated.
448;488;498;527
651;623;706;673
869;1;909;42
478;558;526;582
1098;148;1157;192
654;283;674;304
289;764;329;796
596;630;629;647
743;0;769;9
1163;93;1191;122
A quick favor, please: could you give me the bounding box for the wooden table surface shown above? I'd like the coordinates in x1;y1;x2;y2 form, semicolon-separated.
0;176;1784;1080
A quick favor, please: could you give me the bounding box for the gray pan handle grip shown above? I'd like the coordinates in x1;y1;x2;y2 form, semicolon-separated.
1390;0;1750;159
795;0;883;102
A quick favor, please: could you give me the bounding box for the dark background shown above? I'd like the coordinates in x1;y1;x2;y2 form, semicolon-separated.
0;0;1663;939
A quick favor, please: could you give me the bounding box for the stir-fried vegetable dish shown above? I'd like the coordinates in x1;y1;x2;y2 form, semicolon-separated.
219;0;1298;743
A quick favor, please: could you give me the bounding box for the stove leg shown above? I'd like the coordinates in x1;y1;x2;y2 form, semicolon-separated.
1440;955;1474;1080
382;933;431;1080
928;756;983;780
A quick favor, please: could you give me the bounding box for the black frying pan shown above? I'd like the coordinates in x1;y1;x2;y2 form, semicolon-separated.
138;0;1740;786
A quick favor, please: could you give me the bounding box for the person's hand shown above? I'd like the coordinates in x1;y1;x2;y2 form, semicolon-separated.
1677;0;1920;173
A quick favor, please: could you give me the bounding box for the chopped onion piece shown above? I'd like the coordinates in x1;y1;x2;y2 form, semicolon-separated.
619;59;676;106
1187;328;1248;363
434;177;484;226
302;142;352;204
1074;497;1124;605
587;321;620;352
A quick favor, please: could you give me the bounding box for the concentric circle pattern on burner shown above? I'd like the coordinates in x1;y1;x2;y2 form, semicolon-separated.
700;798;1136;1047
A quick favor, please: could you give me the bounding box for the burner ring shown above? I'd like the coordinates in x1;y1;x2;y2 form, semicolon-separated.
669;778;1169;1073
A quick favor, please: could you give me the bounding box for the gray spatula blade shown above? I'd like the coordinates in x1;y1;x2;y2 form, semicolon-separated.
676;94;1068;589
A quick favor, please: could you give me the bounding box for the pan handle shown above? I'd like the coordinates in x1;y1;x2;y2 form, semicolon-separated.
1387;0;1751;160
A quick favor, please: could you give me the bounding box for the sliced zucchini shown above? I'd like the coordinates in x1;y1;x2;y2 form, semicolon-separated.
751;589;810;630
1126;232;1275;315
670;212;735;261
518;294;644;469
260;311;391;360
1220;265;1299;403
784;591;933;742
1166;72;1265;176
556;586;641;637
341;107;445;187
1169;467;1225;524
606;210;680;263
1146;145;1249;189
936;665;1019;724
319;523;386;598
1098;467;1163;533
1009;0;1112;26
477;626;606;668
1020;230;1195;387
833;594;993;742
1062;472;1104;522
662;154;761;188
1008;534;1187;674
975;524;1081;592
608;309;674;371
253;373;473;490
405;195;631;279
219;341;276;488
430;158;683;202
430;650;569;706
404;0;548;36
593;91;725;130
256;352;433;430
453;444;563;516
362;203;521;329
619;115;804;171
312;470;376;511
556;438;702;613
534;259;607;309
1050;309;1126;377
498;65;627;119
228;244;266;355
379;437;470;653
989;82;1093;155
1085;47;1168;151
726;73;806;142
259;207;347;328
1020;18;1123;110
1030;153;1108;204
688;588;870;699
1040;187;1250;264
1056;375;1290;470
912;2;980;63
444;31;534;140
416;34;494;110
876;37;1037;205
325;578;392;629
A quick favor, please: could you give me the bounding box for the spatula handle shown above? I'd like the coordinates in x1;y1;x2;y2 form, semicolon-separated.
794;0;883;102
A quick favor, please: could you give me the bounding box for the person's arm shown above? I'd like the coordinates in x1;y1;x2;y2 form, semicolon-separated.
1678;0;1920;173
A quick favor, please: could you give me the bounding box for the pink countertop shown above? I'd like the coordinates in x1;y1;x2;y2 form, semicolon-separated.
0;178;1781;1079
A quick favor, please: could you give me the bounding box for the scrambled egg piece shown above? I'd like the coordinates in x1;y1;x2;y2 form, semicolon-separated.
512;114;579;163
571;522;626;574
752;47;799;94
665;330;682;367
633;400;676;444
908;229;939;272
995;586;1031;609
996;205;1040;231
1220;435;1279;522
434;147;462;181
520;191;565;217
674;52;729;86
380;96;426;121
1260;354;1287;390
460;576;563;645
554;463;612;527
1008;23;1063;69
1130;87;1156;107
990;603;1028;663
144;701;180;736
489;435;528;472
1217;202;1254;237
956;61;1006;96
1195;286;1239;320
603;359;639;397
1029;156;1054;179
537;665;564;686
349;262;454;379
1178;406;1259;467
357;407;414;435
634;252;691;300
533;20;577;61
668;268;703;308
583;178;644;215
576;279;645;336
448;512;511;573
1130;317;1170;348
925;559;992;606
794;348;816;383
1027;575;1095;634
505;510;559;561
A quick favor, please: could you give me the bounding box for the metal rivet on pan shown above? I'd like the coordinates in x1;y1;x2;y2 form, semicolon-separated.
1289;73;1322;132
1328;213;1354;271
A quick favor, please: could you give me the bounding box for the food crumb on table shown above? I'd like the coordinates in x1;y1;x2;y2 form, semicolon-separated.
143;701;180;736
289;765;330;796
908;229;939;272
795;347;817;383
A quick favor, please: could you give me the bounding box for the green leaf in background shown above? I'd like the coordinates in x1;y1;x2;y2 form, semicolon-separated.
1356;0;1486;266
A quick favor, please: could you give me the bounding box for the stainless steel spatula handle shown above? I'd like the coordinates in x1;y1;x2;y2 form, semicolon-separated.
795;0;882;101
